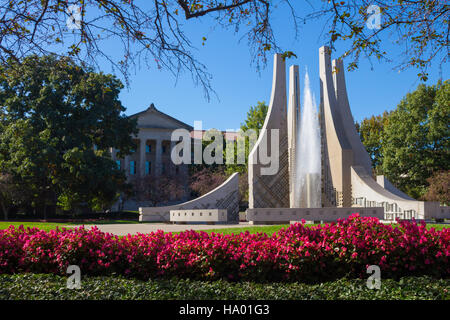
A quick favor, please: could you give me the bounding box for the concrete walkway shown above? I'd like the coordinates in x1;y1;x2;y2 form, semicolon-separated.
66;222;263;236
65;220;407;236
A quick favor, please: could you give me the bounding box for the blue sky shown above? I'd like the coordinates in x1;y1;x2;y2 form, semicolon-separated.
95;2;448;131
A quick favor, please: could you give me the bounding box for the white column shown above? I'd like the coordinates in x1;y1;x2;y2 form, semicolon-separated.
155;139;162;176
139;138;146;176
170;140;176;174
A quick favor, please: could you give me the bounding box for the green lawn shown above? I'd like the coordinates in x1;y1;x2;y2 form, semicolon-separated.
421;223;450;231
203;223;449;235
0;221;293;234
203;224;294;235
0;221;448;234
0;220;141;232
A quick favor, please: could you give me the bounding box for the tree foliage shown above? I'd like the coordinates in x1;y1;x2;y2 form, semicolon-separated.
225;100;267;175
0;54;138;216
0;173;22;220
225;101;267;203
189;167;227;198
133;173;186;206
315;0;448;80
240;101;268;135
0;1;446;98
356;111;390;174
422;170;450;205
382;80;449;199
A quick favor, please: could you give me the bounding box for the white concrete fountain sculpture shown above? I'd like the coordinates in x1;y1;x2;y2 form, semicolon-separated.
246;47;448;223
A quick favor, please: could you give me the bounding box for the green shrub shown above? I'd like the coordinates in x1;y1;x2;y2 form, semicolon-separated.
0;274;448;300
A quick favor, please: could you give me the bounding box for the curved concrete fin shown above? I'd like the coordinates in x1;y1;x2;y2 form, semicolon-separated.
351;165;438;219
352;166;410;202
376;175;414;200
332;59;373;174
140;173;240;222
319;46;351;151
319;46;353;206
248;54;289;208
288;65;300;207
249;54;287;162
319;48;439;218
330;58;417;205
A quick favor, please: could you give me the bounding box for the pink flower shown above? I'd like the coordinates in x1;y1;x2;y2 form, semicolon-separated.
0;215;447;281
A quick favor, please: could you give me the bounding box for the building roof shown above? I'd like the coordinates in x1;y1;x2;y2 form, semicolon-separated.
129;104;241;139
129;103;193;131
190;130;240;141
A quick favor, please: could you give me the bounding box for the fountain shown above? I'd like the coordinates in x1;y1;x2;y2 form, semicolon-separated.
295;70;321;208
140;49;448;224
245;49;445;224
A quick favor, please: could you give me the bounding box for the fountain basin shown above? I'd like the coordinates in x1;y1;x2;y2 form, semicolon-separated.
246;207;384;224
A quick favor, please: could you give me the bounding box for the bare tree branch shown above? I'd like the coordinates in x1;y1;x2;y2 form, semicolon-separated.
0;0;446;99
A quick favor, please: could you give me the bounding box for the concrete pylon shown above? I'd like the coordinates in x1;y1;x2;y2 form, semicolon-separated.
248;54;289;209
319;46;353;207
287;65;300;208
332;58;373;174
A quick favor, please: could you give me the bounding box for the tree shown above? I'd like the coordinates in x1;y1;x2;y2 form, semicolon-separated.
240;101;268;135
0;1;445;99
187;128;228;199
0;54;138;217
382;80;449;199
314;1;448;81
57;147;131;212
226;100;267;174
225;101;267;203
422;170;450;205
356;111;390;174
0;173;18;220
189;167;227;198
133;173;186;206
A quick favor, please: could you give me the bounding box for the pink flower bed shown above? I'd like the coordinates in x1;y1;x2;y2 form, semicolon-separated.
0;214;448;282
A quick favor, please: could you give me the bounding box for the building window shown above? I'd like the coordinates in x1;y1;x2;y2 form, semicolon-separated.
116;160;121;170
162;145;166;154
146;144;151;153
161;163;166;174
145;161;151;175
130;161;136;175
